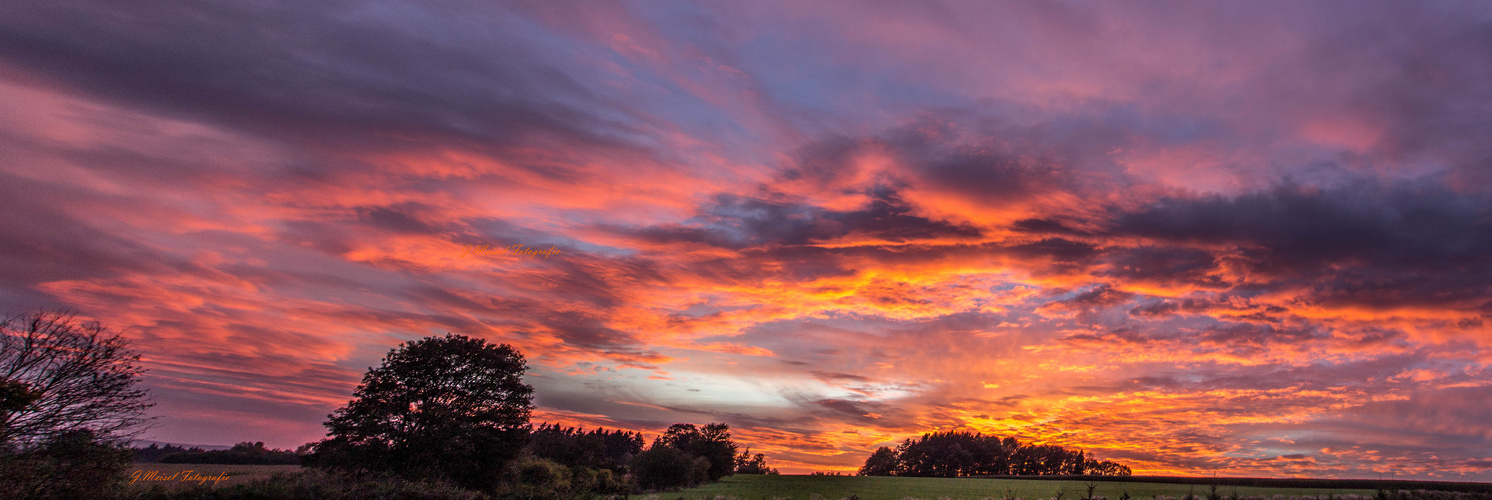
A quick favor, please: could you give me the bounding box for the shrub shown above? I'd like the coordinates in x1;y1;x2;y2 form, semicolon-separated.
119;468;487;500
503;456;572;500
525;423;643;473
630;445;709;491
0;429;132;500
571;465;632;496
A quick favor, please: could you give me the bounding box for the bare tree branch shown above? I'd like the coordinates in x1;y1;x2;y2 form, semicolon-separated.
0;310;153;450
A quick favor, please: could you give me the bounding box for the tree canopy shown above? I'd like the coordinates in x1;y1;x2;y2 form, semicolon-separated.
653;422;738;481
734;447;779;475
527;423;644;472
858;431;1132;477
309;333;534;491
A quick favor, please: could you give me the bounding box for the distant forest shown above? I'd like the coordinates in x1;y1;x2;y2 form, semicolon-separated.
859;431;1132;477
133;442;301;465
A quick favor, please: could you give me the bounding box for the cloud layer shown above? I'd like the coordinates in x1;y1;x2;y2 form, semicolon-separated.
1;0;1490;478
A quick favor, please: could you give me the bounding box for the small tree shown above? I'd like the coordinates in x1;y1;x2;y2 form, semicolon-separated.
310;333;534;492
734;447;779;474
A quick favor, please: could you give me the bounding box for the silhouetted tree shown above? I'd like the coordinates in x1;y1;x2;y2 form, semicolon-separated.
859;446;900;476
159;441;301;465
629;444;708;491
526;423;644;472
653;422;737;481
1084;458;1132;476
309;333;534;492
0;310;152;448
130;443;197;463
734;447;778;474
858;431;1130;477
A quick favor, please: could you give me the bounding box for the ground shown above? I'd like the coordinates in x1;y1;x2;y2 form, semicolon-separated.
126;463;302;490
674;475;1379;500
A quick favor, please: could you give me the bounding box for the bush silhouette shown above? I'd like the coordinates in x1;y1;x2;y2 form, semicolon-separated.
630;445;709;491
652;422;737;481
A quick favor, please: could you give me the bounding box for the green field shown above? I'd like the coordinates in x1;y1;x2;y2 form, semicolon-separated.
672;475;1379;500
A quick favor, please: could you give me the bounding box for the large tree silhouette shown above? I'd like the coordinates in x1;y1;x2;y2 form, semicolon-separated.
310;333;534;491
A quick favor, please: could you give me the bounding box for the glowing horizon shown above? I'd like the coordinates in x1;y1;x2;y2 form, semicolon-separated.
2;0;1490;479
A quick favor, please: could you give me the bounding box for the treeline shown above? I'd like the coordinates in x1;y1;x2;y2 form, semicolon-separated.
508;423;645;497
130;421;774;498
858;431;1131;477
294;332;780;498
3;322;785;499
134;442;301;465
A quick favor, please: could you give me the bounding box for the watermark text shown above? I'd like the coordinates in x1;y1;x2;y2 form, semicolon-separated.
130;469;230;486
460;244;559;259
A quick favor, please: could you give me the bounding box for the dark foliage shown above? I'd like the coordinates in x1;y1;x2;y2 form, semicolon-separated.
652;422;737;481
733;447;778;475
857;446;899;476
499;455;631;500
857;431;1131;477
0;378;39;414
119;468;486;500
0;429;132;500
0;310;152;448
525;423;643;472
131;443;200;463
628;444;709;491
307;333;534;492
159;441;302;465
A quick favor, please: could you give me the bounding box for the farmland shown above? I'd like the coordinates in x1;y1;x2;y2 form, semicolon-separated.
675;475;1385;500
125;464;302;490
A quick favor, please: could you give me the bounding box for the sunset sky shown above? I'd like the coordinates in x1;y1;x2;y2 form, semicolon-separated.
3;0;1491;479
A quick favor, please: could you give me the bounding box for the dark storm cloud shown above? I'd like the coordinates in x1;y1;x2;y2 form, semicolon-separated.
1199;323;1323;356
1006;238;1100;264
0;0;651;157
889;127;1069;202
782;116;1082;208
1101;246;1225;288
1129;301;1180;318
355;203;446;235
1111;181;1492;310
627;191;980;250
1011;218;1088;236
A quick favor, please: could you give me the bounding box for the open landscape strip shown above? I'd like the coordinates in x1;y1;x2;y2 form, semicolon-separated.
963;476;1492;494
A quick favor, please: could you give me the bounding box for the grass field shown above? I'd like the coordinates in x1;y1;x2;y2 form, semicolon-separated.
126;463;303;490
674;475;1381;500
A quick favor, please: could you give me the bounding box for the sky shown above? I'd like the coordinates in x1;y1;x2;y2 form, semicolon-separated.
1;0;1491;479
